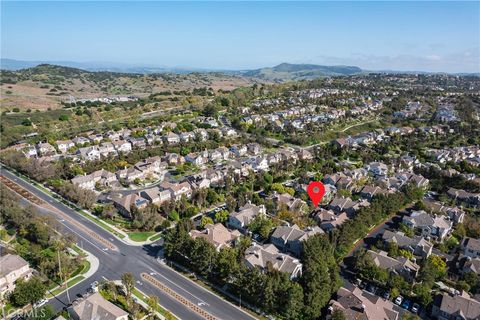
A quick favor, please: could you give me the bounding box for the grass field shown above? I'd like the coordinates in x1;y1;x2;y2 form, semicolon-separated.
49;276;85;297
128;231;155;242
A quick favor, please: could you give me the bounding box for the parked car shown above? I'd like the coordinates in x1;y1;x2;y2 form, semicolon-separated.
411;303;420;314
358;281;366;290
401;299;411;310
394;296;403;305
366;283;376;294
382;291;390;300
33;299;47;308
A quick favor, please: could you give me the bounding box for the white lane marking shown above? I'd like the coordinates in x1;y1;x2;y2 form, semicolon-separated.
149;267;209;306
56;220;108;255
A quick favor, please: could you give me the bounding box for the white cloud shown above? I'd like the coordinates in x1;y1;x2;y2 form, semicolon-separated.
315;48;479;73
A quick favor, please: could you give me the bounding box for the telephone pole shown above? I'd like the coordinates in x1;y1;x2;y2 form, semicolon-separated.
58;251;71;303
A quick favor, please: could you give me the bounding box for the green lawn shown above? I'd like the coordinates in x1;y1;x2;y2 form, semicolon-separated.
149;233;163;242
128;232;155;242
74;208;126;239
70;260;91;278
49;276;85;296
133;288;174;318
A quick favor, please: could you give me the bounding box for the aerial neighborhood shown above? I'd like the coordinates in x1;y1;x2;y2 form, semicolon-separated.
1;66;479;320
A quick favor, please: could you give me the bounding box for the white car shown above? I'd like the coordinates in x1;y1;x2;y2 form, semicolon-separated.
394;296;403;305
33;299;47;308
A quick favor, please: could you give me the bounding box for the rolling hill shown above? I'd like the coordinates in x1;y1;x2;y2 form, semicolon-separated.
241;63;363;81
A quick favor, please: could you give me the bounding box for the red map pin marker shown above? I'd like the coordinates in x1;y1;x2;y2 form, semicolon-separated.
307;181;325;207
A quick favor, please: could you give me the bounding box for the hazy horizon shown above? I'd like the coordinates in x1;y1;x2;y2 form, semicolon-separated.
1;1;479;73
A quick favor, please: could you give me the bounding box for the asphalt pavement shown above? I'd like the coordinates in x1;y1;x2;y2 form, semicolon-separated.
1;168;256;320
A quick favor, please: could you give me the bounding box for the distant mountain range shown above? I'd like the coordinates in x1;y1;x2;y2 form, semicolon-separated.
240;63;363;80
1;59;478;80
0;59;209;74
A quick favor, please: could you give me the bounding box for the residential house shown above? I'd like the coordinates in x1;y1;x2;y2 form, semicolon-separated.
216;147;231;160
112;193;149;219
228;203;266;232
367;250;420;282
88;134;103;144
329;197;368;215
116;167;145;183
244;244;303;279
129;137;147;149
185;152;208;167
56;140;75;153
112;140;132;153
272;192;307;213
403;210;453;241
194;128;208;141
423;200;465;224
71;169;117;191
140;187;172;205
271;224;324;257
247;143;262;155
312;208;349;232
366;162;389;177
160;181;192;201
69;292;128;320
134;156;165;177
297;149;313;161
164;132;180;144
360;185;391;201
36;142;56;156
22;145;37;158
221;127;237;137
447;188;480;206
180;132;195;143
328;286;399;320
230;144;247;157
98;142;116;157
461;237;480;258
431;291;480;320
461;257;480;275
77;146;101;161
209;149;223;163
0;254;33;298
72;136;90;146
382;230;433;258
105;131;121;141
189;223;241;251
164;153;185;166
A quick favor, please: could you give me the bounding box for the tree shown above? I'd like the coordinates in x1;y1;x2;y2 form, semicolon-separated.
190;238;217;276
121;272;135;304
202;104;218;117
331;309;347;320
213;247;239;283
200;216;214;228
215;209;229;223
248;215;274;239
413;283;433;306
301;235;340;319
101;204;117;220
146;295;159;319
420;255;447;282
10;277;46;307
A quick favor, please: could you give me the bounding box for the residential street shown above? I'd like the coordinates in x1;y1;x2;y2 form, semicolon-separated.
1;168;256;320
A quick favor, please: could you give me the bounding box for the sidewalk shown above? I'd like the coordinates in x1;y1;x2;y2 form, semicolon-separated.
112;280;179;320
47;247;99;299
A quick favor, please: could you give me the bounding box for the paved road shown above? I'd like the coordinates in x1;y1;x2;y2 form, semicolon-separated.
1;169;255;320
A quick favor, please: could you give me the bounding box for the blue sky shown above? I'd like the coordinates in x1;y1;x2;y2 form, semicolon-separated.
1;1;479;72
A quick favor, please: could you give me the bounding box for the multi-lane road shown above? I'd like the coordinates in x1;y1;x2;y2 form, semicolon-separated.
1;168;255;320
